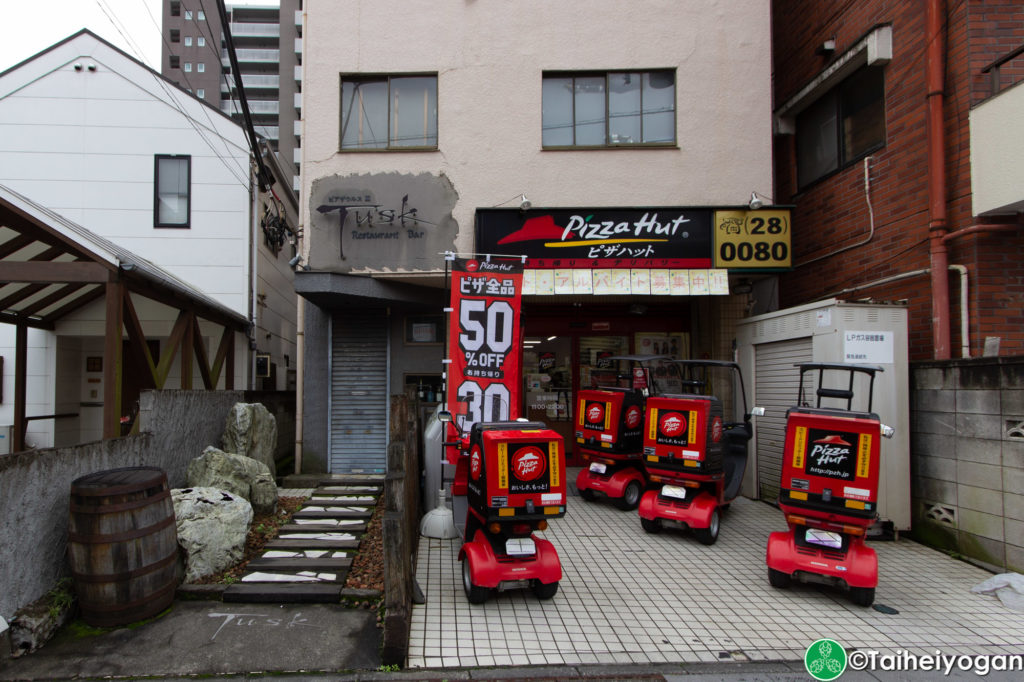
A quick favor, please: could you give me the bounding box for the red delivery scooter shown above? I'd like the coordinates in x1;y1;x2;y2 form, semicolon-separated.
441;411;567;604
575;355;672;510
765;363;895;607
638;359;762;545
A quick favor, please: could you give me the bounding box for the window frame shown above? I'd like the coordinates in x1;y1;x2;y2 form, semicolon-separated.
153;154;191;229
795;65;886;189
542;69;678;149
338;72;439;152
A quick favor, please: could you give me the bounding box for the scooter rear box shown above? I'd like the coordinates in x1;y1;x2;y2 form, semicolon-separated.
466;421;567;523
778;407;881;521
576;388;645;455
643;394;724;476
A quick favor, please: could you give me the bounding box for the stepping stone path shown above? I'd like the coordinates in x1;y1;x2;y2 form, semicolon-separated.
222;478;382;603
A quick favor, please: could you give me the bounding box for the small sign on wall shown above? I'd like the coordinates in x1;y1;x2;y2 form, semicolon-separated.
843;331;893;364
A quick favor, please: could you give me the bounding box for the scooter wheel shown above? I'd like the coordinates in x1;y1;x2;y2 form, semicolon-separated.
767;567;791;589
579;488;597;501
693;509;720;545
531;579;558;600
849;586;875;607
462;558;489;604
614;480;642;511
641;517;662;533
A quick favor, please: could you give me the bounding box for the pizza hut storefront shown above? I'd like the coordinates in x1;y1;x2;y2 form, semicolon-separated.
475;205;790;466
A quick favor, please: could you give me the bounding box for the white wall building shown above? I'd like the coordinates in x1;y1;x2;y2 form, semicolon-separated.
0;30;297;449
296;0;775;474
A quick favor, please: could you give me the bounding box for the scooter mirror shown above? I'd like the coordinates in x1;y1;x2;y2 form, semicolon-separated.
437;410;453;423
750;406;766;417
881;424;895;439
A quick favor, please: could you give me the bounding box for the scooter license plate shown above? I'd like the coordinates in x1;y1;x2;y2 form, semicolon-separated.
589;462;607;475
661;485;687;500
506;537;536;556
806;529;843;549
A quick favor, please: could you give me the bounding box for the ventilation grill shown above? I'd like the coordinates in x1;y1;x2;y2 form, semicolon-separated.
925;504;956;526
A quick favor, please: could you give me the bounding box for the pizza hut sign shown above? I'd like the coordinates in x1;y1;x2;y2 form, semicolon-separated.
512;447;547;482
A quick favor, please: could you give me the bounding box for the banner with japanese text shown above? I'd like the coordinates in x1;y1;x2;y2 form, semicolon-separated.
447;257;524;440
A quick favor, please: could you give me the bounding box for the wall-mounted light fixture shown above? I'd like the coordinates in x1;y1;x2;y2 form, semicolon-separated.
519;194;532;211
816;38;836;56
288;254;303;268
749;191;772;210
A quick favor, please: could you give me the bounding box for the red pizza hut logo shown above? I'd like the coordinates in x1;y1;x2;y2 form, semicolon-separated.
625;405;642;429
711;416;723;442
586;403;605;425
809;435;852;465
512;446;547;481
465;260;479;272
470;446;482;480
659;412;686;437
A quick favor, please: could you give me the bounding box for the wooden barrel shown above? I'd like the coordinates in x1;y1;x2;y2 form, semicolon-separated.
68;467;180;627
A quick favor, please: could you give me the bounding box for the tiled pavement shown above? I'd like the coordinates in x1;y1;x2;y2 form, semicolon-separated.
221;479;382;603
409;469;1024;669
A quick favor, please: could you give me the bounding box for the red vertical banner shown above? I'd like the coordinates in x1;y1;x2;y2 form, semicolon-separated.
447;257;524;448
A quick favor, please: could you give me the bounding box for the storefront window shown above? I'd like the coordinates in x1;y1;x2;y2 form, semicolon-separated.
524;336;572;424
578;336;629;389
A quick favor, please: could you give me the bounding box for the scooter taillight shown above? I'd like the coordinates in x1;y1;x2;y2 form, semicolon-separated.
511;522;532;536
536;520;548;531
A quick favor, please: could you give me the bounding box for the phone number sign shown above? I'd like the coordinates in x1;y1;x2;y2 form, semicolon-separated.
713;209;792;269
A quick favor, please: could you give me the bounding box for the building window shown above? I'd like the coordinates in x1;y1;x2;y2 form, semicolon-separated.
197;88;205;99
170;29;180;43
197;36;205;47
185;10;192;20
169;55;180;69
340;74;438;150
796;66;885;188
170;1;180;17
184;62;192;72
198;63;205;73
184;36;192;47
198;10;205;20
154;155;191;228
542;70;676;148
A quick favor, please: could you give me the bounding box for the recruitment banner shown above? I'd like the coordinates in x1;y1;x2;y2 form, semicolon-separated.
447;257;525;439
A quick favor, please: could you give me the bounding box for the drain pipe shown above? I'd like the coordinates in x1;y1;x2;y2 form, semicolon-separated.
927;0;951;359
295;294;305;474
798;156;875;268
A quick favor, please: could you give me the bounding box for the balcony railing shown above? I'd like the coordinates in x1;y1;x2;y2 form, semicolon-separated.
981;43;1024;99
221;48;280;63
229;22;280;38
221;99;280;116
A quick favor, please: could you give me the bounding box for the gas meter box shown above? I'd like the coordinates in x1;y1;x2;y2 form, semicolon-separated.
778;408;882;520
576;388;646;454
466;422;567;523
644;395;725;476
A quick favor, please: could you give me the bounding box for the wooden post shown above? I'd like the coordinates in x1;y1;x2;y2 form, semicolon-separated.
12;322;27;452
102;279;123;439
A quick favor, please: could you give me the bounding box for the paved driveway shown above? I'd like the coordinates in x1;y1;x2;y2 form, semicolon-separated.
409;474;1024;669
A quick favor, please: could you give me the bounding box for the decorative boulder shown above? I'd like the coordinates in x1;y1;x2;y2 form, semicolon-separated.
187;447;278;515
171;487;253;583
222;402;278;477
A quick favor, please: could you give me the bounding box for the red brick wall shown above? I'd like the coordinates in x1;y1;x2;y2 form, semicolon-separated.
772;0;1024;360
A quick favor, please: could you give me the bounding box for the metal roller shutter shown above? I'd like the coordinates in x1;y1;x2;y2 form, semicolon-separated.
330;310;389;473
755;337;812;502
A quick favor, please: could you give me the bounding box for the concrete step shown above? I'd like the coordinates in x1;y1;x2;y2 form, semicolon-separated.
246;556;352;573
278;522;367;534
265;538;360;551
292;509;373;520
222;583;343;603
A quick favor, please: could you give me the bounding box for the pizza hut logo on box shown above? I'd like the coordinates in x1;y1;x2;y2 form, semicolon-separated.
470;446;482;480
586;402;605;426
625;405;643;429
512;446;547;482
810;435;852;466
711;416;723;443
659;411;687;437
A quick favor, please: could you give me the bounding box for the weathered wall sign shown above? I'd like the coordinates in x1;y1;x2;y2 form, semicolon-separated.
475;207;713;268
308;172;459;272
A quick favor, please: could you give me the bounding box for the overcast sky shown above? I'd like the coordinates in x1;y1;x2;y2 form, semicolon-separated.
0;0;277;73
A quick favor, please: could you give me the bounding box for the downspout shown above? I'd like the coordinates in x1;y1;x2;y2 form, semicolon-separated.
295;293;305;474
927;0;951;359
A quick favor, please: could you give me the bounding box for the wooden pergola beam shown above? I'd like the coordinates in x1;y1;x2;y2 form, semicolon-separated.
0;261;109;283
